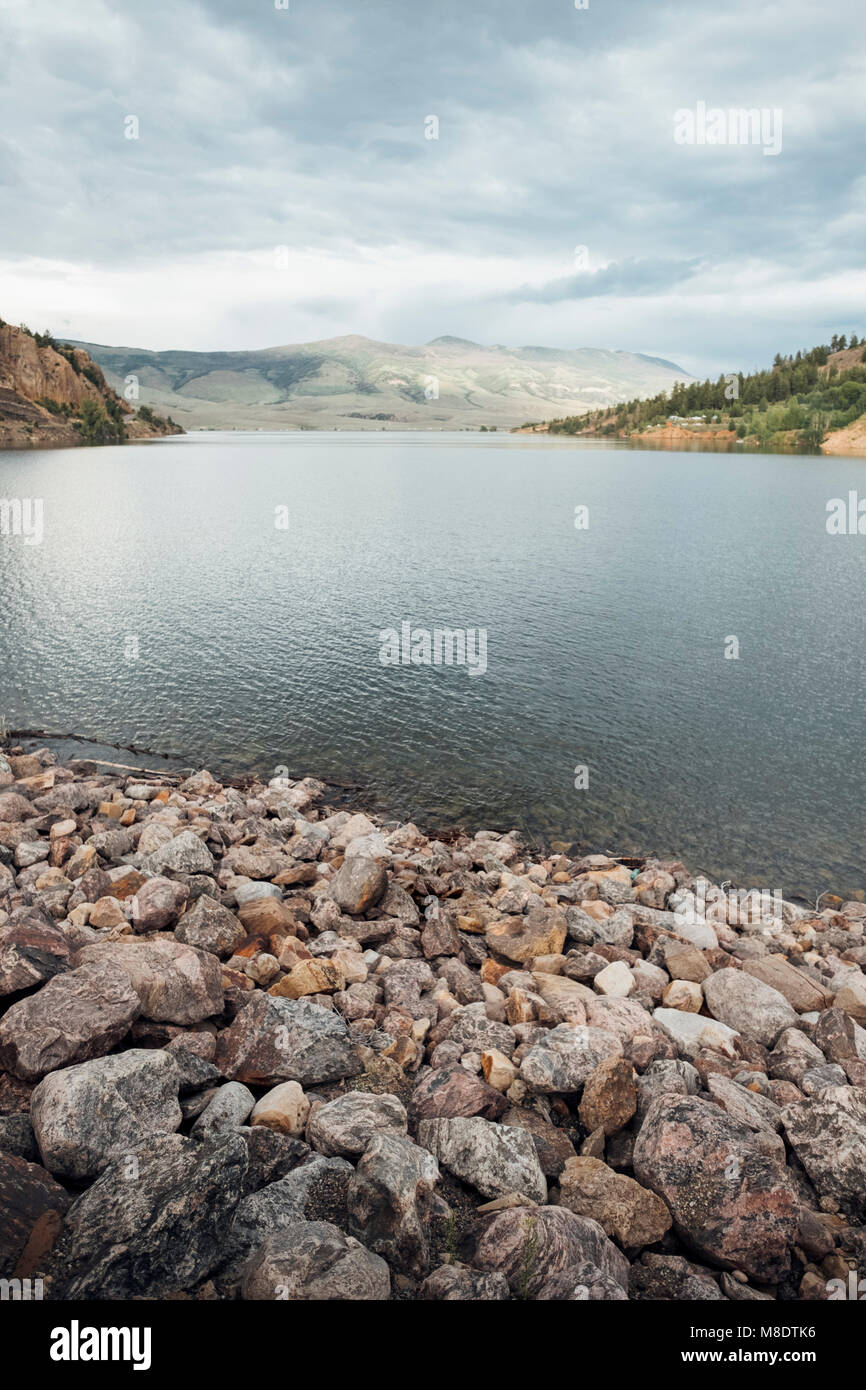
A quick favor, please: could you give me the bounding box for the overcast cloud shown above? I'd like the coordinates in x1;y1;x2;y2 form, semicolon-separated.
0;0;864;375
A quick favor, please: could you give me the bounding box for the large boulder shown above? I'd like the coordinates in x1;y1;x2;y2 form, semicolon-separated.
30;1049;182;1179
216;992;361;1087
140;830;215;876
45;1133;247;1298
782;1087;866;1217
74;938;223;1025
462;1205;629;1299
416;1116;547;1204
409;1065;507;1121
0;961;140;1081
558;1156;672;1250
174;896;246;957
632;1094;798;1282
0;1151;69;1278
702;968;797;1047
347;1134;440;1276
330;857;387;914
242;1221;390;1300
0;916;70;996
519;1025;623;1093
307;1091;408;1157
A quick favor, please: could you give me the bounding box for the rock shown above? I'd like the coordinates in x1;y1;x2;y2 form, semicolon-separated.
594;960;635;998
813;1008;858;1063
707;1074;782;1140
419;1263;509;1300
250;1081;310;1137
500;1106;577;1179
0;916;70;995
579;1056;636;1136
630;1251;724;1300
519;1025;623;1093
0;1113;38;1162
0;961;140;1081
835;973;866;1025
481;1048;516;1092
215;991;361;1086
662;980;703;1012
447;1004;516;1057
74;938;223;1025
176;895;254;961
307;1091;408;1157
702;968;798;1047
409;1065;507;1121
0;1151;69;1277
782;1087;866;1217
743;956;834;1013
141;830;215;876
537;1260;630;1300
30;1049;182;1179
485;910;567;965
130;876;189;931
347;1133;440;1275
558;1156;672;1249
242;1221;390;1300
417;1116;547;1203
462;1205;629;1299
330;857;387;914
271;958;343;999
652;1008;740;1060
191;1082;256;1138
88;896;127;928
633;1094;798;1282
46;1133;246;1298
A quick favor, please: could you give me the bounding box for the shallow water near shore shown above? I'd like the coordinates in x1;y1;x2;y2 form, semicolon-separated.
1;430;864;899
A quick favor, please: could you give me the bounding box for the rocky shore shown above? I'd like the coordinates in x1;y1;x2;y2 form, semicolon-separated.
1;745;864;1303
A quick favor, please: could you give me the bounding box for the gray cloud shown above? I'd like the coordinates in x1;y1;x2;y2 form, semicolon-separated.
0;0;864;374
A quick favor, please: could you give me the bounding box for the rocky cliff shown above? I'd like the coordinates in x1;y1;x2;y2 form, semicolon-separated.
0;320;182;449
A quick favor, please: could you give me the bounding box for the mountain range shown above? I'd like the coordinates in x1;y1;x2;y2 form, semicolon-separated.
70;333;692;431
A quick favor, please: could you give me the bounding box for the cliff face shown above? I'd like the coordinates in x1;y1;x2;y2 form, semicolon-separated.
0;320;183;449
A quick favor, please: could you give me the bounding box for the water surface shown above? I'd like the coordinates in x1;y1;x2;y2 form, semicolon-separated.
1;431;864;899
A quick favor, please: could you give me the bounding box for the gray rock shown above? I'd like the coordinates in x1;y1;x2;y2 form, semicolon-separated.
462;1204;629;1298
191;1082;256;1139
330;856;387;914
307;1091;408;1157
215;991;361;1087
46;1133;247;1298
30;1049;182;1179
130;875;189;931
174;896;246;957
417;1115;547;1204
347;1133;440;1275
74;937;223;1025
782;1086;866;1217
0;1113;38;1163
242;1220;390;1300
703;968;798;1047
0;960;140;1081
419;1263;509;1300
140;830;215;876
519;1024;623;1093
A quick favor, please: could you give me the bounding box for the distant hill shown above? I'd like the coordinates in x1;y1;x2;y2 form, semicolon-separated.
534;333;866;453
69;333;693;431
0;316;181;450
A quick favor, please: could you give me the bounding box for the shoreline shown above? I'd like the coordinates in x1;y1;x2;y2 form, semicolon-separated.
1;744;864;1302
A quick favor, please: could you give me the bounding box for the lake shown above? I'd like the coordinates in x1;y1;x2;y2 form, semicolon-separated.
1;430;864;900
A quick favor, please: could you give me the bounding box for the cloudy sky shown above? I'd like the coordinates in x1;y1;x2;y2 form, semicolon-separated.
1;0;864;376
